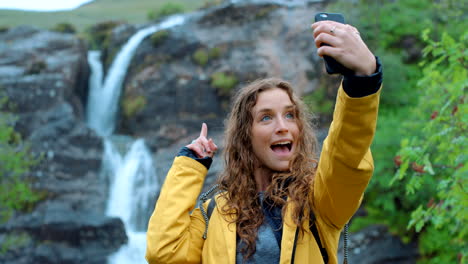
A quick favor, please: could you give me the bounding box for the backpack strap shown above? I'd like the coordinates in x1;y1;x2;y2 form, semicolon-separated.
310;220;329;263
199;184;219;239
207;196;216;219
200;185;349;264
309;210;349;264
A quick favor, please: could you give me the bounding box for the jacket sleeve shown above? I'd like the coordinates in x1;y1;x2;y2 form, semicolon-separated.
146;156;207;264
313;84;381;229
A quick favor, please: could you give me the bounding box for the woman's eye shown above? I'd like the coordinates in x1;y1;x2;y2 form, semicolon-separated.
285;112;294;119
260;115;272;122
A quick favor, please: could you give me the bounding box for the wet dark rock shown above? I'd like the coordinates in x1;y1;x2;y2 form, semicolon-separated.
0;211;126;264
338;225;419;264
102;23;138;73
0;26;126;263
0;25;89;120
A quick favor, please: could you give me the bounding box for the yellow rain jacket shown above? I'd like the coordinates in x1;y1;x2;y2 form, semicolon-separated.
146;85;381;264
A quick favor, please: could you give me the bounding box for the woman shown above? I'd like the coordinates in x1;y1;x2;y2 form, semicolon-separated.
146;20;382;264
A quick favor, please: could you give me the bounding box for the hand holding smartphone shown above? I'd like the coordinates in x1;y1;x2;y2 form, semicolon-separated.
314;12;353;75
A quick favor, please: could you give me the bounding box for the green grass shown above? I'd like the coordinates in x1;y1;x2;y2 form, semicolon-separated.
0;0;206;32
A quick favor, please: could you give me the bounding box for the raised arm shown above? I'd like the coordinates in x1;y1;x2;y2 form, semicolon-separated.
146;123;217;263
311;21;382;228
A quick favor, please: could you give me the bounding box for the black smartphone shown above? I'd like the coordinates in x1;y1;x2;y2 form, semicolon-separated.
314;12;352;75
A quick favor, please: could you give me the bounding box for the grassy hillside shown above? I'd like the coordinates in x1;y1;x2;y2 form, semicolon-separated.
0;0;208;32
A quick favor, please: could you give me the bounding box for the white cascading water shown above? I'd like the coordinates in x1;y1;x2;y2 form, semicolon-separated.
88;15;186;137
86;15;186;264
86;51;104;126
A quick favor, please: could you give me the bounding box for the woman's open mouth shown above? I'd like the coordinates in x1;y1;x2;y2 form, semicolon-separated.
270;141;292;155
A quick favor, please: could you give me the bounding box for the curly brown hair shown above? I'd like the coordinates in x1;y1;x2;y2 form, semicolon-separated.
216;78;319;260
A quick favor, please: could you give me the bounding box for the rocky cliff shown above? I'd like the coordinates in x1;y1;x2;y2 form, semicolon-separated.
110;0;336;152
0;26;126;264
0;0;417;263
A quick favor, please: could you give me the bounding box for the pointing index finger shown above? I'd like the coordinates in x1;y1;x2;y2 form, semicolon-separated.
200;122;208;138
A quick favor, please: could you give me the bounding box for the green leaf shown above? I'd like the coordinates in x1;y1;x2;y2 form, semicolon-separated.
423;154;435;175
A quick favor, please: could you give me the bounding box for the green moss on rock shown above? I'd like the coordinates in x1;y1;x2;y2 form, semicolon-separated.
51;23;76;34
122;95;147;118
193;49;209;66
211;72;238;96
193;46;224;67
150;30;169;47
0;232;31;254
85;21;122;50
208;47;221;59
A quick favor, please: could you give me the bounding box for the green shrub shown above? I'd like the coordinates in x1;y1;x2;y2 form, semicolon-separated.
376;50;420;108
0;26;9;33
370;0;432;49
303;87;334;116
147;10;157;21
392;30;467;264
321;2;467;262
208;47;221;59
200;0;223;9
150;30;169;47
211;72;238;96
352;108;417;239
51;22;76;34
0;232;30;255
159;3;184;16
329;0;430;50
122;95;147;118
193;47;223;66
0;93;41;224
85;20;122;50
147;3;185;21
193;49;209;66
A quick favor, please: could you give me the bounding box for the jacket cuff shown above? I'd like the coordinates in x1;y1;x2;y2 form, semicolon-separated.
177;147;213;170
342;56;383;98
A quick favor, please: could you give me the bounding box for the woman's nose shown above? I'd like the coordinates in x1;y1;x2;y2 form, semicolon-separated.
275;118;289;133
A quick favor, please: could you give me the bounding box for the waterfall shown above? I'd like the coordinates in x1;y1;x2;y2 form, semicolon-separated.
86;51;104;126
86;14;186;264
87;15;186;137
104;138;157;264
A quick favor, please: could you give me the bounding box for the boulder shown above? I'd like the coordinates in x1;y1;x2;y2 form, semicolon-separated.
0;208;126;264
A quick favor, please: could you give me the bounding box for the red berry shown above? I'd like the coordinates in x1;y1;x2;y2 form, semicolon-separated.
394;155;402;166
411;162;425;173
427;198;435;208
431;111;438;120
